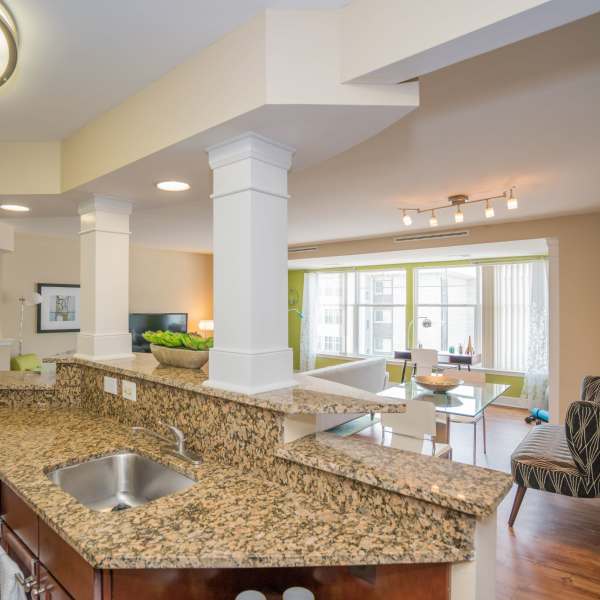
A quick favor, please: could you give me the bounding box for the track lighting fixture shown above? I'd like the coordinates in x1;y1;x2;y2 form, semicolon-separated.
398;187;519;226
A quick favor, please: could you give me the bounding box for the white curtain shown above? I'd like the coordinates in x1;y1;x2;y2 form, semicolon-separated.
491;261;549;408
300;272;320;371
521;260;549;409
493;263;530;372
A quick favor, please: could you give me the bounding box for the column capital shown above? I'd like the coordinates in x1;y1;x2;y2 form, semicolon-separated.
207;132;295;171
78;195;132;216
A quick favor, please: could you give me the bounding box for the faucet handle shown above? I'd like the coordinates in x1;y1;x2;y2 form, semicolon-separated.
159;421;185;452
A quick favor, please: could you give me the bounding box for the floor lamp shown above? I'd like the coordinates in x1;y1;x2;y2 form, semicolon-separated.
18;293;42;356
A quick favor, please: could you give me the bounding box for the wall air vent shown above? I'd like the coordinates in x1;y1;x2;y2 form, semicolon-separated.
288;246;319;254
393;230;470;243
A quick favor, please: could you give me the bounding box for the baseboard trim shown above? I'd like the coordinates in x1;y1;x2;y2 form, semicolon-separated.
494;395;528;410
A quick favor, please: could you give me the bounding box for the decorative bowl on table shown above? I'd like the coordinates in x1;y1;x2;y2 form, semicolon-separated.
415;375;463;393
150;345;209;369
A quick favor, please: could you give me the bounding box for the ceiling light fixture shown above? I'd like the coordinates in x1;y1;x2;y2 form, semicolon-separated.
156;180;191;192
1;204;29;212
399;187;518;226
454;204;464;224
0;2;18;87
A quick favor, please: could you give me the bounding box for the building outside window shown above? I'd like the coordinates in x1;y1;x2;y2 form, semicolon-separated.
415;266;481;355
313;270;407;357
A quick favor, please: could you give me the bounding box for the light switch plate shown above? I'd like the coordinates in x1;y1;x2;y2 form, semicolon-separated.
122;380;137;401
103;376;118;395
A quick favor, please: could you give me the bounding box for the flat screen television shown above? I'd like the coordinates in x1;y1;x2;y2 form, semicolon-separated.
129;313;188;353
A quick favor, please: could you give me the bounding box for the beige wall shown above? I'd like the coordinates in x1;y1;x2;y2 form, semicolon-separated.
129;245;213;334
0;233;213;359
289;212;600;422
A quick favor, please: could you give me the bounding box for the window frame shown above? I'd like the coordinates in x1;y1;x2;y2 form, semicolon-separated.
414;265;482;353
315;268;407;358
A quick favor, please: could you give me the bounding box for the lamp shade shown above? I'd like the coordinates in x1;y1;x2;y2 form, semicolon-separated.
198;320;214;332
0;3;17;87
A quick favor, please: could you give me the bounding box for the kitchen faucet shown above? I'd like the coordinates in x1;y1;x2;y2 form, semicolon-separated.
132;422;202;465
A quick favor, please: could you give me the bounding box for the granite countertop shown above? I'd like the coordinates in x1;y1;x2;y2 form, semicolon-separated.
0;371;56;390
0;408;469;570
276;432;513;518
49;354;408;416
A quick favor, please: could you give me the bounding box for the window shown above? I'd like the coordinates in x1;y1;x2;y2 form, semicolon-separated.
322;335;342;353
414;262;547;372
415;266;481;354
314;270;406;357
323;308;341;324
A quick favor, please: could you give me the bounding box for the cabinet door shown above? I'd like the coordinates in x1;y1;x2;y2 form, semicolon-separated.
0;482;39;554
37;564;73;600
0;520;38;595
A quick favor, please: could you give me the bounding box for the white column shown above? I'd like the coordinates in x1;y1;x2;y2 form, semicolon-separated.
76;196;133;360
0;223;15;368
450;511;497;600
547;237;560;424
205;133;296;394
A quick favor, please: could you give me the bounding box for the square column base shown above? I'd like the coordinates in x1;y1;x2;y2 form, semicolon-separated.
75;332;134;361
204;347;297;395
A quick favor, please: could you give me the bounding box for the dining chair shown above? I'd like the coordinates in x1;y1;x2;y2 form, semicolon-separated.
410;348;439;377
381;398;451;458
443;368;487;465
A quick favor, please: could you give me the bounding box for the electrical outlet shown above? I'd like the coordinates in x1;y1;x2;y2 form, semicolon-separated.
103;376;118;395
122;380;137;401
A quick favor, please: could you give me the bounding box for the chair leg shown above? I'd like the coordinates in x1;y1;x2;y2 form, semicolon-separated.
508;485;527;527
482;412;487;454
473;421;477;465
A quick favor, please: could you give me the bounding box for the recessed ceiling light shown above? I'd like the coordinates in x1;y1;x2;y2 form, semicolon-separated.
0;3;18;87
156;180;190;192
1;204;29;212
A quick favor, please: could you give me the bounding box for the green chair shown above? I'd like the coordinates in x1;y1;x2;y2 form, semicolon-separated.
10;353;42;373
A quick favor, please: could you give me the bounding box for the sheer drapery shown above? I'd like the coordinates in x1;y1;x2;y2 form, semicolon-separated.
491;261;549;406
522;260;549;408
300;272;319;371
492;263;531;372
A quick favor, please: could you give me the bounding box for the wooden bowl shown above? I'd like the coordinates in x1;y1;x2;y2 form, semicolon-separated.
415;375;463;393
150;344;209;369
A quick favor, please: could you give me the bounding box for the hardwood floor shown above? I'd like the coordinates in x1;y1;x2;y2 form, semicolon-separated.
355;406;600;600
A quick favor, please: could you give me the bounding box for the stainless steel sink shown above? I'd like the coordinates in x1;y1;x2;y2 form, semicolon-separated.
47;452;196;512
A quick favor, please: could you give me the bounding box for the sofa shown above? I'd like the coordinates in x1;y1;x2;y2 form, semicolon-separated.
303;357;389;431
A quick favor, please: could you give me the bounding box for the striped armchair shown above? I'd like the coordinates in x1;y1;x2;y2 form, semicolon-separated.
508;376;600;526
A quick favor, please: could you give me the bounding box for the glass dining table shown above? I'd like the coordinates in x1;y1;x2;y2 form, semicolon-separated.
377;380;510;443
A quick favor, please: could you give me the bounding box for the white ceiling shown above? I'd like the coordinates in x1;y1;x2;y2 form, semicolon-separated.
288;239;548;270
0;0;347;141
1;11;600;253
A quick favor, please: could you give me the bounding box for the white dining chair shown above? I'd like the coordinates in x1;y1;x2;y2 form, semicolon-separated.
410;348;439;376
443;368;487;464
381;398;451;458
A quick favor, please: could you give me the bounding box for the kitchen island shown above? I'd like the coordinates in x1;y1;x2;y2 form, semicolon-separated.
0;356;512;599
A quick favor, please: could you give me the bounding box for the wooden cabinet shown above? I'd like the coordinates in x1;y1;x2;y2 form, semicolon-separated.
39;519;99;600
37;564;72;600
1;481;39;554
0;519;37;587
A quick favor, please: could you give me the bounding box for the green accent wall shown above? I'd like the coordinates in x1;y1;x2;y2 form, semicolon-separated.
288;255;546;397
288;269;305;371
